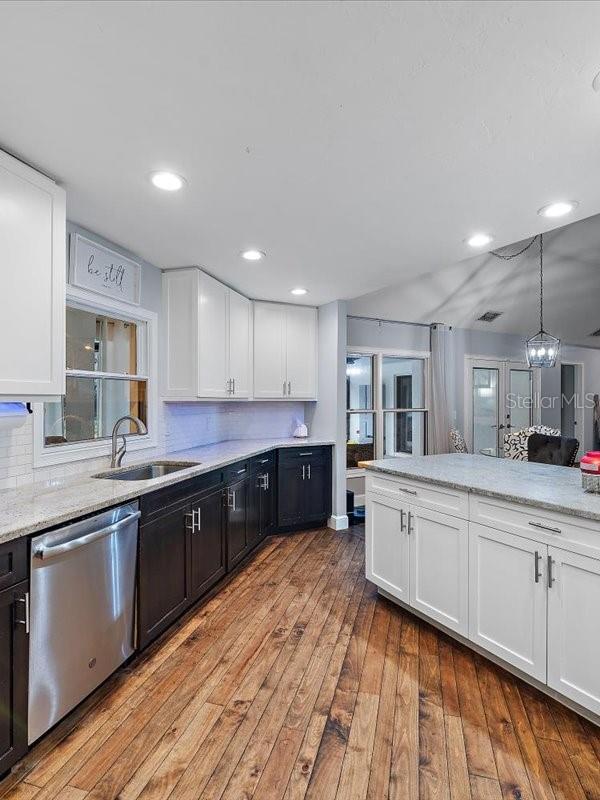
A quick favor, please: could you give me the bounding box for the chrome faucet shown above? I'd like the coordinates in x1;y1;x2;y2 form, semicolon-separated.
110;415;147;468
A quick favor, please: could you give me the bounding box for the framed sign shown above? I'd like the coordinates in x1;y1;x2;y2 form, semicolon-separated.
69;233;141;305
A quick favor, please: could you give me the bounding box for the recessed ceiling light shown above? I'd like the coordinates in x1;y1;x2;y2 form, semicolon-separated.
150;171;186;191
241;249;266;261
466;233;494;248
290;288;308;296
537;201;578;219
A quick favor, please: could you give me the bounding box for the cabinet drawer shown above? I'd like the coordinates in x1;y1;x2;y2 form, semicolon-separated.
251;452;275;473
0;538;28;591
470;494;600;558
141;470;223;520
278;446;330;465
224;461;250;484
365;473;468;519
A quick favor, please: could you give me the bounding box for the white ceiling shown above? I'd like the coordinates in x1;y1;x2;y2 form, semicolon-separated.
1;1;600;305
349;211;600;348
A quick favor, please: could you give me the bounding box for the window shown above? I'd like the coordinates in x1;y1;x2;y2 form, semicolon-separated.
43;307;148;446
347;350;428;471
35;289;157;466
346;354;375;468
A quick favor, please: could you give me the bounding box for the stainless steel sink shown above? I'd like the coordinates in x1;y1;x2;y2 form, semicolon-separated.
93;461;200;481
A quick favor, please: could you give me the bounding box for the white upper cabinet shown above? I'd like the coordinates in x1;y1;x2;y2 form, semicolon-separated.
0;149;65;400
198;272;229;398
253;302;317;400
228;288;251;399
162;269;251;400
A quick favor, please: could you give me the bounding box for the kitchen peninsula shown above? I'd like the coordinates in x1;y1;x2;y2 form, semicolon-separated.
363;453;600;722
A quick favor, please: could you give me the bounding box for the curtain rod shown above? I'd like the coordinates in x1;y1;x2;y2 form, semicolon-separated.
347;314;432;329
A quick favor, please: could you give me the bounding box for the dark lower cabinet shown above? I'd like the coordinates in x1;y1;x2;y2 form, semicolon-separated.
277;446;332;529
225;474;251;570
0;580;29;776
138;501;191;649
189;487;226;601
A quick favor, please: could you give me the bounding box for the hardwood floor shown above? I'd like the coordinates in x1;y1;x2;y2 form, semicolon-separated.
2;528;600;800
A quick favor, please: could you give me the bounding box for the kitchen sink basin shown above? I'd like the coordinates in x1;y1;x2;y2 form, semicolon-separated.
93;461;200;481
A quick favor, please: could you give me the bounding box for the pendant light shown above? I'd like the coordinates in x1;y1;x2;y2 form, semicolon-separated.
526;233;560;368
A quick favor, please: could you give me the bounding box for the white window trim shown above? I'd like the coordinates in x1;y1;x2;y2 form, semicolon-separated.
346;345;431;477
33;286;158;468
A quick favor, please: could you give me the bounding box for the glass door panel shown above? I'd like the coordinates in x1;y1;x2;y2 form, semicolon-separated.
508;368;533;433
473;367;500;456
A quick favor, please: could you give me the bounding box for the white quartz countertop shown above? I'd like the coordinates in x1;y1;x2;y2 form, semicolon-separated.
0;438;334;544
362;453;600;523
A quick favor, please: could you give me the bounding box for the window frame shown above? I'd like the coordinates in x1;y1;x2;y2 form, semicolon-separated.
33;285;158;467
346;346;430;477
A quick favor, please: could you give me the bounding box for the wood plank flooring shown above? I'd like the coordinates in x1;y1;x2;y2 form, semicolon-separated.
2;528;600;800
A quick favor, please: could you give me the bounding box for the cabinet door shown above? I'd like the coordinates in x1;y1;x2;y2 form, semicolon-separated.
303;458;332;524
228;290;251;398
277;460;305;526
189;488;226;601
198;272;229;398
0;581;29;774
0;150;65;399
139;504;190;649
366;493;410;603
285;306;317;399
469;524;546;681
409;507;468;635
547;547;600;715
226;477;250;569
253;302;286;398
162;269;198;398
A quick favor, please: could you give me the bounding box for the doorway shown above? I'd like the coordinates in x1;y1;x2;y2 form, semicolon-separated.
560;362;584;443
465;358;540;456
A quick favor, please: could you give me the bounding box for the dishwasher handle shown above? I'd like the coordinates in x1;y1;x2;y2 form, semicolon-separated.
34;511;141;560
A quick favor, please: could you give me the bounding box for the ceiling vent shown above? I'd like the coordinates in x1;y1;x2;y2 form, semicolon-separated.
590;328;600;337
477;311;503;323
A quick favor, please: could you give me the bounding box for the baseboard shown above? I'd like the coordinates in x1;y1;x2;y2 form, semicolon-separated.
327;514;349;531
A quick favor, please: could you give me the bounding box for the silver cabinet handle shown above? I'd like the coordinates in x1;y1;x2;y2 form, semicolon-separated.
16;592;29;634
400;508;406;533
259;458;269;464
196;507;201;532
226;378;232;394
283;381;287;396
299;452;313;456
528;521;561;534
185;510;195;532
399;487;418;496
534;551;542;583
547;555;555;588
302;464;306;480
34;511;141;559
231;490;236;512
407;511;414;535
237;468;246;474
288;381;291;395
307;464;311;480
185;508;201;533
232;378;236;394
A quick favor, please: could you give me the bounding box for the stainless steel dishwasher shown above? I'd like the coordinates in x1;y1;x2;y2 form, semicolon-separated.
28;502;140;744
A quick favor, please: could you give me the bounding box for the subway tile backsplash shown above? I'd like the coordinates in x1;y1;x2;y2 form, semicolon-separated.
0;401;305;491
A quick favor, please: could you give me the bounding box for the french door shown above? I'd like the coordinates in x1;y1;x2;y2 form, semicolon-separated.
466;358;540;457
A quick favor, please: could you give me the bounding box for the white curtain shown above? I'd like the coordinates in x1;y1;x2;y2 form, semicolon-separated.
429;323;456;454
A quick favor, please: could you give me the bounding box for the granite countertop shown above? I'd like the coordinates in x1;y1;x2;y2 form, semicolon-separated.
0;437;334;544
362;453;600;523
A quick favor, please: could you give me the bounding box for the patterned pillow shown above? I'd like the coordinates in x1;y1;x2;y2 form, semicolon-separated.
503;426;560;461
449;428;468;453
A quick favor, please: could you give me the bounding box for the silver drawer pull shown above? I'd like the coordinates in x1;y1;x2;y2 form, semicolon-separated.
399;487;417;496
299;452;313;456
259;458;269;464
534;551;542;583
528;521;561;534
237;468;246;474
16;592;29;634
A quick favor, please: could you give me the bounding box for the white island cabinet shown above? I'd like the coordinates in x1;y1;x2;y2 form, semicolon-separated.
0;149;65;400
364;454;600;722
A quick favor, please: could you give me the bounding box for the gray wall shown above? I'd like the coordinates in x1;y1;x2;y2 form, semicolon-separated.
347;317;430;351
306;300;348;521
